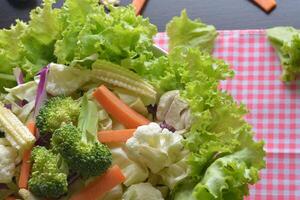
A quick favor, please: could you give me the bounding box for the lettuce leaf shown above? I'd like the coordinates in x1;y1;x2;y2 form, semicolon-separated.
0;21;27;90
19;0;61;78
167;10;218;53
0;0;60;83
141;46;233;94
55;2;157;68
267;27;300;82
0;21;26;74
192;125;265;200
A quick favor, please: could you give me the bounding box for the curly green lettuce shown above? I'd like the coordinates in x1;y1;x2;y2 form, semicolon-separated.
0;0;157;89
54;0;157;67
267;26;300;82
166;10;218;53
0;21;27;90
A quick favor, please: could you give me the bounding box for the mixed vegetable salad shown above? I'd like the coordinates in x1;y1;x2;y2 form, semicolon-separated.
0;0;265;199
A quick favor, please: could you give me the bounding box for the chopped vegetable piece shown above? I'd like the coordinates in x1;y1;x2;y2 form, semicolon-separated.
93;85;150;128
109;147;148;186
18;189;40;200
77;95;99;141
70;165;125;200
98;129;136;143
0;103;36;152
0;143;18;183
18;122;36;189
51;124;112;178
33;66;49;118
126;123;186;174
36;96;80;135
28;146;68;199
92;60;157;103
132;0;147;15
252;0;276;12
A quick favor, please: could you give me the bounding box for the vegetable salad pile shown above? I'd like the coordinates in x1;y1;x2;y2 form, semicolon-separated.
0;0;265;199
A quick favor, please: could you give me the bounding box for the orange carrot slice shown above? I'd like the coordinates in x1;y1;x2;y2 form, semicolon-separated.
132;0;147;15
70;165;125;200
18;121;36;189
253;0;276;12
93;85;150;129
98;129;136;143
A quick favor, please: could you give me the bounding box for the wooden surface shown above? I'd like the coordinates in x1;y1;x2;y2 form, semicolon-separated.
0;0;300;31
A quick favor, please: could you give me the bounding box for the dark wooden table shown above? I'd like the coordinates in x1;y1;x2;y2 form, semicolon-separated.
1;0;300;31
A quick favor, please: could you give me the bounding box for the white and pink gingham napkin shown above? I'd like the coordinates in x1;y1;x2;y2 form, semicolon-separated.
154;30;300;200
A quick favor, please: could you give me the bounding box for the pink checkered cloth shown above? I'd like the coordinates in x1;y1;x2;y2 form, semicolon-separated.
154;30;300;200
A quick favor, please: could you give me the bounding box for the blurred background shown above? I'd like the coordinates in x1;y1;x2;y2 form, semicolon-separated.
1;0;300;31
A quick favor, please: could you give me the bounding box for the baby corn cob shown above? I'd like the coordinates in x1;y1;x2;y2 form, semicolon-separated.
92;60;157;101
0;103;36;152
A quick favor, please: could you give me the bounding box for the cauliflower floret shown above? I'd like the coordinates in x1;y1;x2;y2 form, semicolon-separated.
126;123;184;174
0;144;18;183
110;146;148;186
123;183;164;200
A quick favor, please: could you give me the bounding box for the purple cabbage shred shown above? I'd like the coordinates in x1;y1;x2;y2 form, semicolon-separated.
160;121;176;132
33;66;49;117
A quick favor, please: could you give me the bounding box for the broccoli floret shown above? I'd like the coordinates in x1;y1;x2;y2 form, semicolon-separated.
28;146;68;198
36;96;80;135
51;124;112;178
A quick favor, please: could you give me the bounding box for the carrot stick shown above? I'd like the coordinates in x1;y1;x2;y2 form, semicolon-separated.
98;129;136;143
132;0;147;15
18;121;36;189
70;165;125;200
93;85;150;129
252;0;276;12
